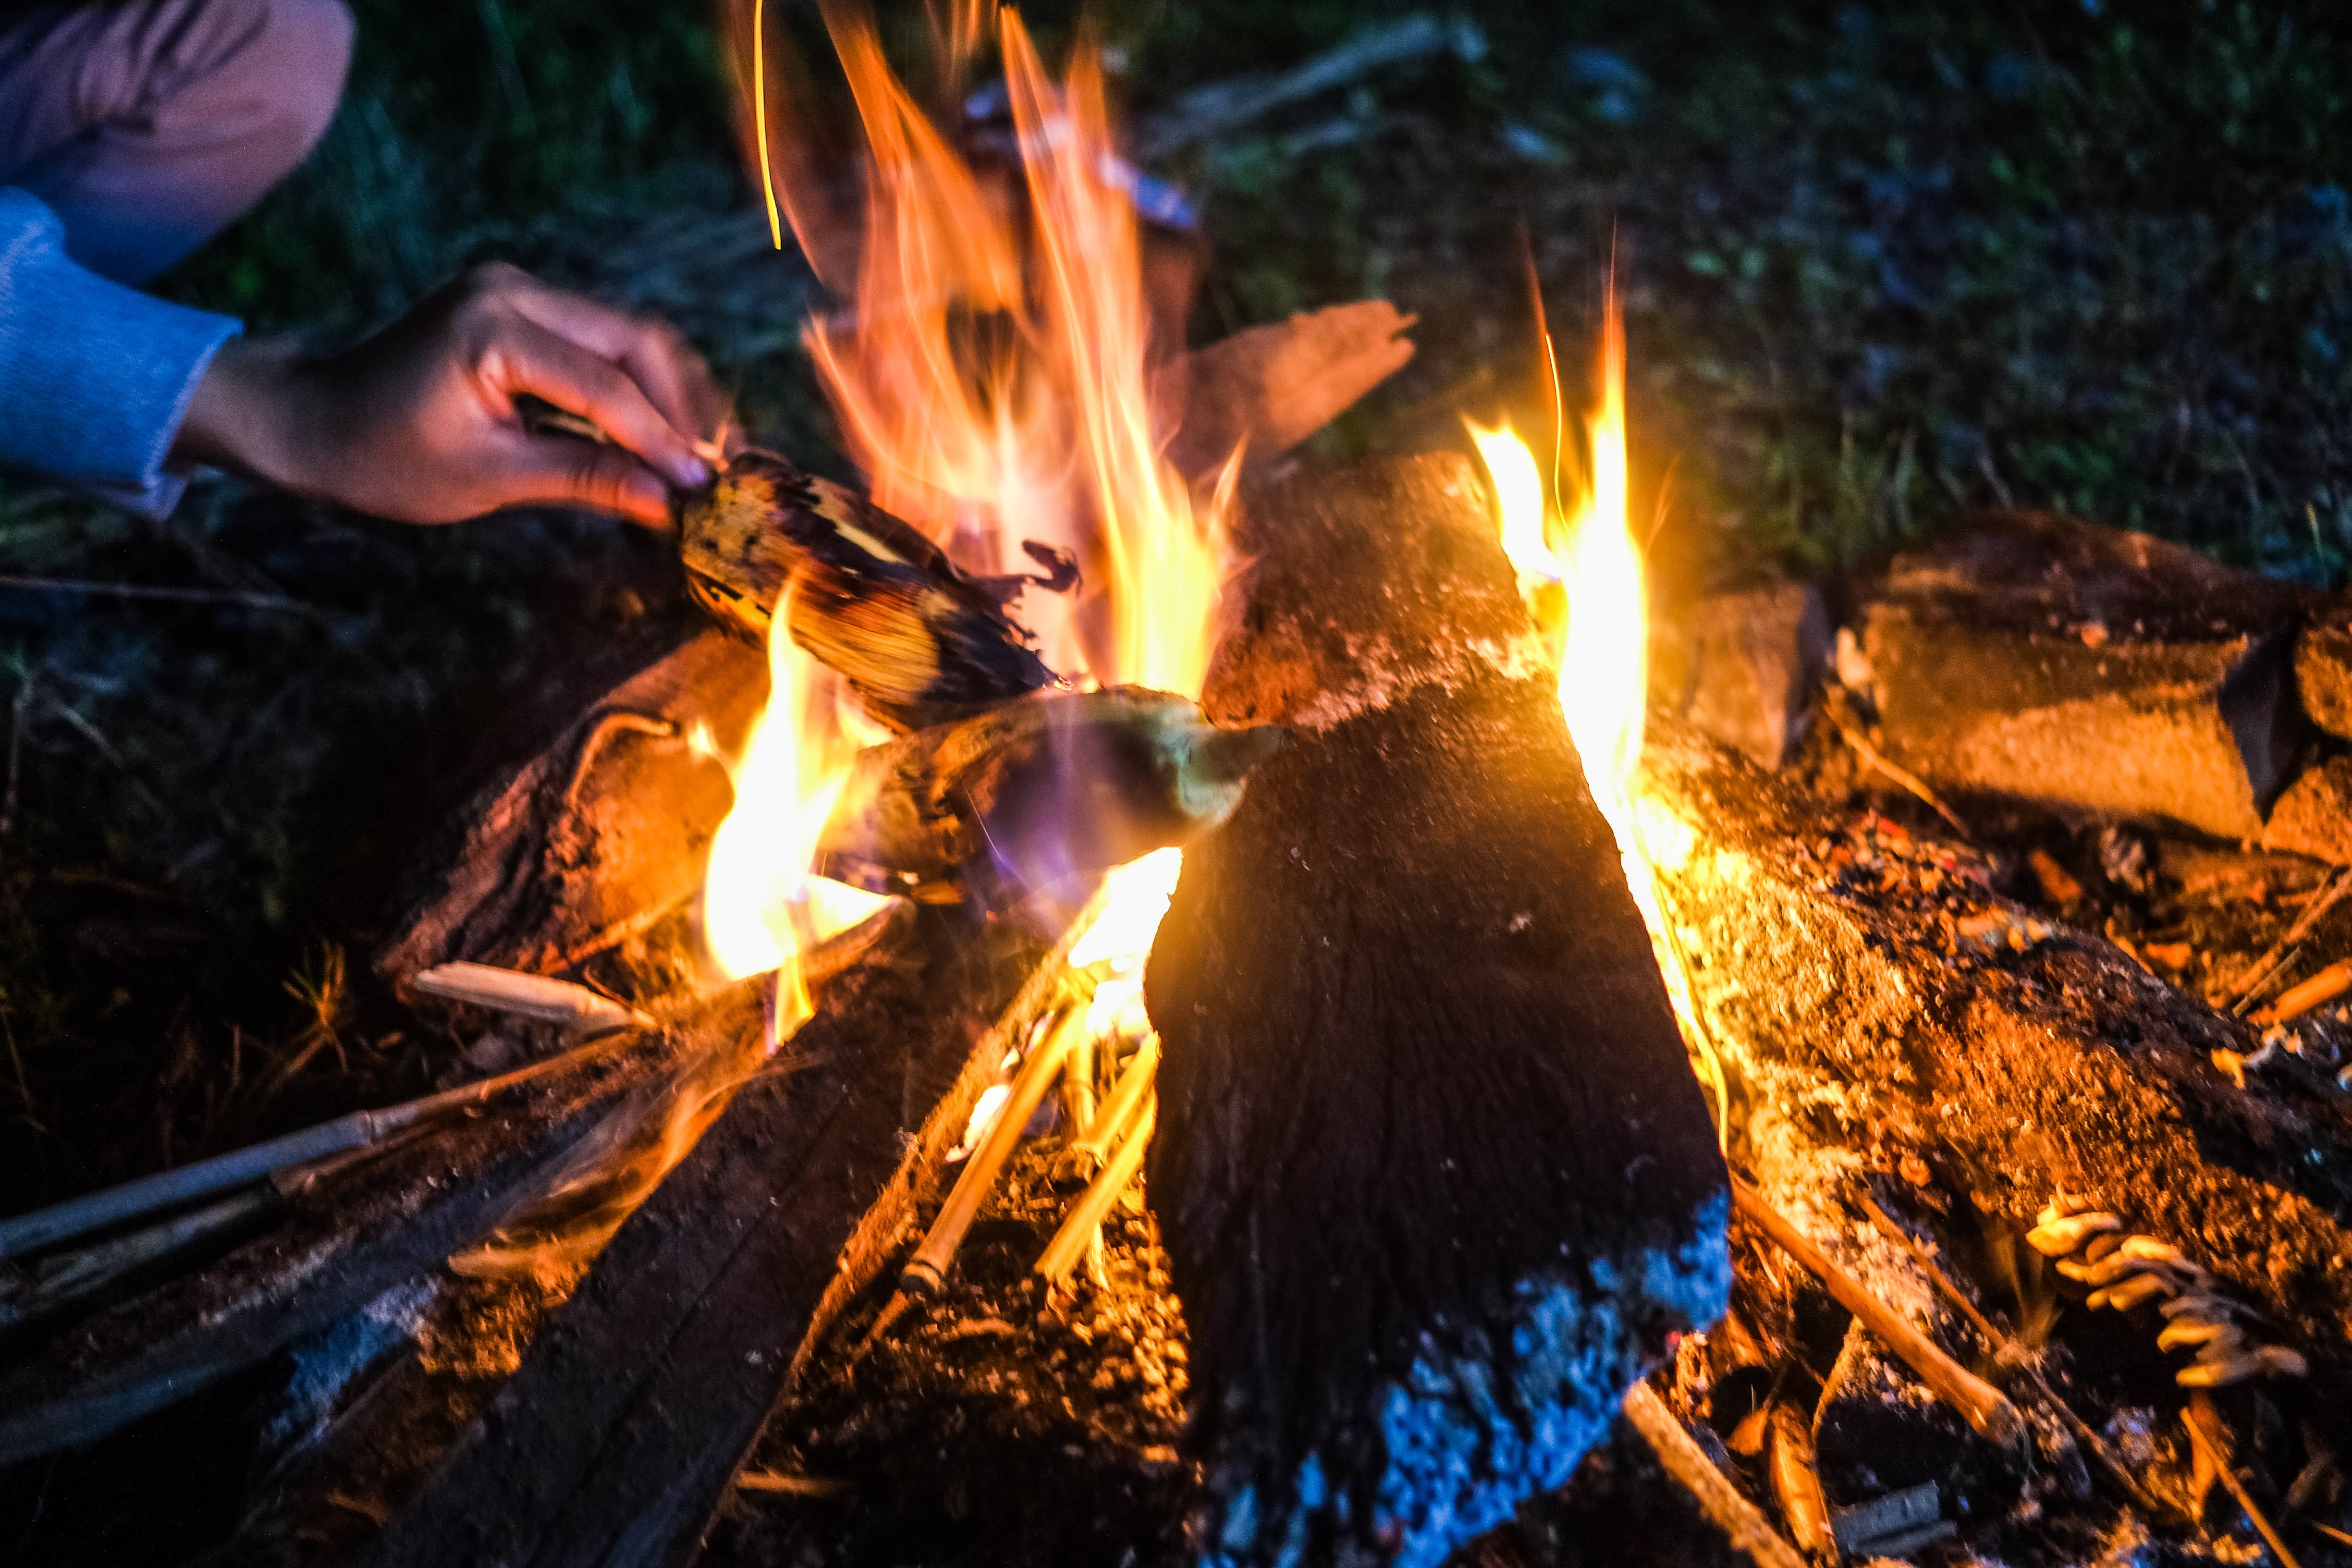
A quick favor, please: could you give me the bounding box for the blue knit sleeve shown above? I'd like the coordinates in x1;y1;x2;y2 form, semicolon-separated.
0;188;242;517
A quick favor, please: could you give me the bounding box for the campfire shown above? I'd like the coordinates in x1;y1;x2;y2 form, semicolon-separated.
5;9;2352;1568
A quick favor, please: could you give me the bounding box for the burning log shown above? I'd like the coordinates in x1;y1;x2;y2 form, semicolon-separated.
679;448;1064;732
816;686;1286;906
1143;455;1731;1566
1151;300;1418;485
380;626;767;983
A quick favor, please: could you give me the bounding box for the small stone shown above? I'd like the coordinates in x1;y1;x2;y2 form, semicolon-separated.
2299;608;2352;738
2260;756;2352;865
1652;581;1833;769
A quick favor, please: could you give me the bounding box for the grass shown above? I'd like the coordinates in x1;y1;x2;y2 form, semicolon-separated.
0;0;2346;1214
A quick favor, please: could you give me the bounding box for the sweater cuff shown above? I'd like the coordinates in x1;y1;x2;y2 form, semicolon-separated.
0;191;241;512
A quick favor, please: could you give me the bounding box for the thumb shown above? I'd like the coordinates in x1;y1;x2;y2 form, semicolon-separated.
498;436;676;528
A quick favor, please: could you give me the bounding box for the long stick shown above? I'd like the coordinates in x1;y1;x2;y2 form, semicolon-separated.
1621;1382;1810;1568
0;1185;278;1332
1733;1181;2023;1445
0;1030;637;1259
898;1007;1080;1295
1036;1097;1155;1284
1068;1034;1160;1171
2184;1396;2303;1568
0;574;321;616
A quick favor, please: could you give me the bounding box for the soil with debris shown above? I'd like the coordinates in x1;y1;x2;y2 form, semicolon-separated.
703;1136;1198;1568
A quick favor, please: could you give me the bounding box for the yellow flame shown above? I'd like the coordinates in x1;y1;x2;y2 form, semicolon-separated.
699;588;892;1031
1473;290;1726;1134
1466;416;1561;606
752;0;780;250
1557;297;1643;842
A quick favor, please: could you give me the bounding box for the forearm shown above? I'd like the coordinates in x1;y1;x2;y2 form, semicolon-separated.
0;188;241;514
171;337;314;494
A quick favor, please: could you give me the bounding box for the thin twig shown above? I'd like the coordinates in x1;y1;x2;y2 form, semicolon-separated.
1735;1180;2023;1445
0;574;322;615
0;666;31;835
2183;1396;2303;1568
1133;13;1483;159
1822;699;1972;839
1622;1382;1809;1568
2230;865;2352;1014
0;1027;641;1258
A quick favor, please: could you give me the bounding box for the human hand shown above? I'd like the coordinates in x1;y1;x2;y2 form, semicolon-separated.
173;262;732;527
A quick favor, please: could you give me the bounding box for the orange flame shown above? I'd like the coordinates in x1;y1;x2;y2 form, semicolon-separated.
706;4;1228;1007
772;5;1226;690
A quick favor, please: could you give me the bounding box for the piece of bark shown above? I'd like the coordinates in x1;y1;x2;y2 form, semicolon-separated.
1145;454;1730;1567
816;686;1285;906
1652;582;1831;771
354;910;1035;1568
678;450;1063;731
0;1028;670;1464
1640;722;2352;1374
1853;510;2313;838
1153;300;1418;485
2260;755;2352;864
377;628;765;987
2299;603;2352;739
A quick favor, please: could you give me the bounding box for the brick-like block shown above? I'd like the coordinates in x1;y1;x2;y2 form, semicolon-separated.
1653;582;1832;770
1857;512;2311;839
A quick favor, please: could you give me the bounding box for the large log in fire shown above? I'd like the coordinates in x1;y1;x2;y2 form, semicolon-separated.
1145;454;1731;1566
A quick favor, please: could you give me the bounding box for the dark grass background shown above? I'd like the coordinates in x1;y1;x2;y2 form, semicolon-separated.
2;0;2350;1258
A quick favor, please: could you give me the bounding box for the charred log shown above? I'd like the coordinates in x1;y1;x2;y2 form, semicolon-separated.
1143;455;1730;1567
